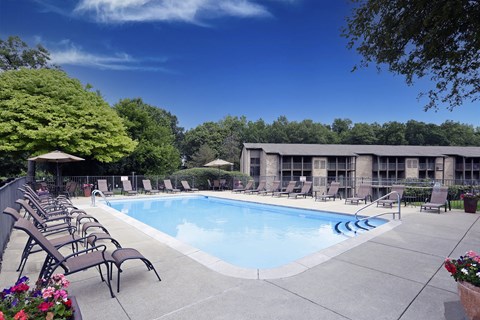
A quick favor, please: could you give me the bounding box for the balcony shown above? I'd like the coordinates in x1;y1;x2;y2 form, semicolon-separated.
373;163;405;171
419;163;435;170
282;162;312;170
327;163;354;170
456;164;480;171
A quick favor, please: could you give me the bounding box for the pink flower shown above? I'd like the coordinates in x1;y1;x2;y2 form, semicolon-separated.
13;310;28;320
53;289;68;301
11;283;29;293
38;301;54;312
41;286;55;299
0;311;5;320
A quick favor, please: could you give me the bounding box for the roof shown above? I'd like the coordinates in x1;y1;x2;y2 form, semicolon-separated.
242;143;480;157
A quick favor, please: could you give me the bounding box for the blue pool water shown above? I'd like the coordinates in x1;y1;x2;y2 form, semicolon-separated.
109;196;386;269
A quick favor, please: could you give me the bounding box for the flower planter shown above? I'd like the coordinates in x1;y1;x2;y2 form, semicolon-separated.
457;281;480;320
464;198;478;213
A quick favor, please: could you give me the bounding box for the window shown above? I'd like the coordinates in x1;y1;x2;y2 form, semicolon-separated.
314;160;326;169
407;159;418;169
250;157;260;177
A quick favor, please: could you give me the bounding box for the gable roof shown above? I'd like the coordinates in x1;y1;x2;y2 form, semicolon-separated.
243;143;480;157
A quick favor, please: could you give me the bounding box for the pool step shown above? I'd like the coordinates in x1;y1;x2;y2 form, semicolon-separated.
334;219;376;236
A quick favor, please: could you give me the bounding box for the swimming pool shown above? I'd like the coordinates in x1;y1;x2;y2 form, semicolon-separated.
108;196;388;271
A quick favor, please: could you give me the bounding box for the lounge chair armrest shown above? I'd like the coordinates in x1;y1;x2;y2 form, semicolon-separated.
62;244;107;260
42;225;77;237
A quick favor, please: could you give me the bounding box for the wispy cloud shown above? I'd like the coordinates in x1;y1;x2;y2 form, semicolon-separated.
49;41;169;71
73;0;273;24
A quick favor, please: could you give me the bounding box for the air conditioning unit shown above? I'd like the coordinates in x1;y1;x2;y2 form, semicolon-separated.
436;165;443;171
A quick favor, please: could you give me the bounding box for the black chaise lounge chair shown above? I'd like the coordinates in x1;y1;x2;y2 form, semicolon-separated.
377;185;405;208
420;186;449;213
345;184;372;205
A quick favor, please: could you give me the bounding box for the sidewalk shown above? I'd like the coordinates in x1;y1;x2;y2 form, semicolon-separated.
1;192;478;320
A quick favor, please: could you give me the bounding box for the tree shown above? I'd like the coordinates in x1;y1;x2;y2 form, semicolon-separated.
343;122;378;144
379;121;407;145
343;0;480;111
188;144;216;168
0;36;54;71
112;98;181;175
0;69;136;166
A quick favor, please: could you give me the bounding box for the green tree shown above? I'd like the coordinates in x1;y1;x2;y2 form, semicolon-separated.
0;69;136;170
379;121;407;145
0;36;54;71
343;0;480;111
440;121;480;146
112;98;181;175
188;144;216;168
344;122;378;144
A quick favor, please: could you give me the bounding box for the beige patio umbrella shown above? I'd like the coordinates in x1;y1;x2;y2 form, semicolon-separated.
204;158;233;187
28;150;84;193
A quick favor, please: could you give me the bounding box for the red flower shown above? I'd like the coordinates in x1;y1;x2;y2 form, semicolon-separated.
444;260;457;274
64;299;72;309
11;283;29;293
38;301;53;312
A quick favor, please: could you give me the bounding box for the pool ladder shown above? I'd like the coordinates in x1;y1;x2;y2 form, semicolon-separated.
334;191;402;236
91;189;111;207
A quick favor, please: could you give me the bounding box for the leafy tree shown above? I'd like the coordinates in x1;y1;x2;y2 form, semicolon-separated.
343;122;378;144
188;144;216;168
379;121;407;145
0;69;136;170
0;36;54;71
343;0;480;111
112;98;181;175
440;121;480;146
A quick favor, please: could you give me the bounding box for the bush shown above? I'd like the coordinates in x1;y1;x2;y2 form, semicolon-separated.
169;168;251;190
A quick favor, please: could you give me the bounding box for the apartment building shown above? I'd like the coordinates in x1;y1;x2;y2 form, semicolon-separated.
240;143;480;197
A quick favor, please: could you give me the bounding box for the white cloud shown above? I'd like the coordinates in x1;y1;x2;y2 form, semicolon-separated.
74;0;272;24
50;42;168;71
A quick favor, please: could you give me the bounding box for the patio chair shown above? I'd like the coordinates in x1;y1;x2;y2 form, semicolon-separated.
121;180;138;196
258;180;281;196
63;181;78;198
288;181;313;199
420;186;449;213
97;179;114;197
232;180;254;193
345;184;372;205
273;181;297;197
377;185;405;208
181;180;199;192
10;211;116;298
164;179;180;193
142;179;160;194
4;206;80;277
245;180;266;195
315;182;340;201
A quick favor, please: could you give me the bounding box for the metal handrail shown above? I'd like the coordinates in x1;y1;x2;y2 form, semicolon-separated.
354;191;401;221
91;189;111;207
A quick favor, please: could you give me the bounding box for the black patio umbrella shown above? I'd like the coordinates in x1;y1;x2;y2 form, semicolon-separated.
28;150;84;194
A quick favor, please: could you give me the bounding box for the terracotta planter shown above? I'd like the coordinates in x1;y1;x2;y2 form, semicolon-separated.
457;281;480;320
464;198;479;213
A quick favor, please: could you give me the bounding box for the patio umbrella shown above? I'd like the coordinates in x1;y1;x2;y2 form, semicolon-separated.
204;159;234;189
28;150;84;194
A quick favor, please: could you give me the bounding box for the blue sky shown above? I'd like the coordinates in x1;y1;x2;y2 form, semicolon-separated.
1;0;478;130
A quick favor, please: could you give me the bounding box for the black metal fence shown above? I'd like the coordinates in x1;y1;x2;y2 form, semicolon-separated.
0;177;26;262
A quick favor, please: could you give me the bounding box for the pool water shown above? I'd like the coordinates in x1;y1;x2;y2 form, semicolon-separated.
109;196;386;269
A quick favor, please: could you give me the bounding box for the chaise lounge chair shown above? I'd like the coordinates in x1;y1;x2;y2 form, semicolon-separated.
122;180;138;196
97;179;114;197
143;179;160;194
420;186;449;213
6;207;116;297
315;182;340;201
181;180;199;192
257;180;281;196
273;181;297;197
164;179;180;193
232;180;254;193
345;184;372;205
245;180;266;195
288;181;312;199
377;185;405;208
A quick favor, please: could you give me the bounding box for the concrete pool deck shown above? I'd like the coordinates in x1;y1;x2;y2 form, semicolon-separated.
1;191;479;319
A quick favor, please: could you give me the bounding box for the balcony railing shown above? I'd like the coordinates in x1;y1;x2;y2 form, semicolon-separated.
282;162;312;170
373;163;405;171
419;163;435;170
456;164;480;171
327;163;354;170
